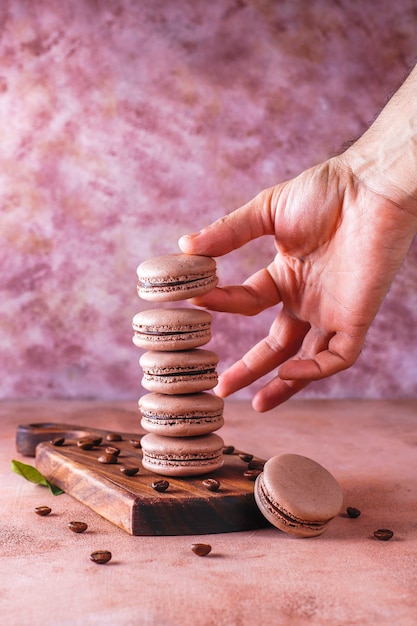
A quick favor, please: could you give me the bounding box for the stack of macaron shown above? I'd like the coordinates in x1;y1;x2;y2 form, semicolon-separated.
133;253;225;477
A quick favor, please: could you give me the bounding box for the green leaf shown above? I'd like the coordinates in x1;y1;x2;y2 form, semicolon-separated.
46;481;65;496
11;460;64;495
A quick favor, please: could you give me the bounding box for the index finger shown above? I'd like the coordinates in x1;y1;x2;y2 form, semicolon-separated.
178;187;277;257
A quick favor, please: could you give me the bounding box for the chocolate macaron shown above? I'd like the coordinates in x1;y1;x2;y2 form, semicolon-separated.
132;308;212;351
141;432;224;476
139;349;219;394
139;392;224;437
254;454;343;537
136;254;218;302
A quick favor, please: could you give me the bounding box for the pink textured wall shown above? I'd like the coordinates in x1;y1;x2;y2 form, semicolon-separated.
1;0;417;401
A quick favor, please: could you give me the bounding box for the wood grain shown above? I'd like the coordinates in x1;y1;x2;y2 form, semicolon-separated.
34;431;267;536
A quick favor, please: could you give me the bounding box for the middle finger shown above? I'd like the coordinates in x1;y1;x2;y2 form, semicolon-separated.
215;309;310;397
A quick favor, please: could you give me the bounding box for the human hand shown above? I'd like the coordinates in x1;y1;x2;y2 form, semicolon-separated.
179;157;417;411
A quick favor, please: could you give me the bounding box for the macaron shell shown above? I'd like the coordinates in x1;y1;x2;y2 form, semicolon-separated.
255;454;343;538
141;433;224;477
139;349;219;395
137;254;218;302
132;308;212;351
139;392;224;436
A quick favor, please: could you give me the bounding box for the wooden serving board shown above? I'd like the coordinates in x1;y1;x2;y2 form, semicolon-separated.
17;423;267;536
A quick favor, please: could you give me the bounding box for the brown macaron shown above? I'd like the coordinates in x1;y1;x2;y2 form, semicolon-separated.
132;308;212;351
139;392;224;437
139;349;219;395
136;254;218;302
254;454;343;538
140;432;224;477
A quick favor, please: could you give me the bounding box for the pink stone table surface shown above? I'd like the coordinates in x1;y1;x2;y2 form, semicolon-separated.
1;399;416;625
1;1;417;404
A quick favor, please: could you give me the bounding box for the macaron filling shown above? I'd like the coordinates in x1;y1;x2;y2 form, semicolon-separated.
138;276;213;288
143;450;223;464
141;412;222;424
141;415;223;432
135;329;206;336
149;368;216;377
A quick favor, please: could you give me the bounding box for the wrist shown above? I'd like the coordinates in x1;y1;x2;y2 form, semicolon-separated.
338;65;417;217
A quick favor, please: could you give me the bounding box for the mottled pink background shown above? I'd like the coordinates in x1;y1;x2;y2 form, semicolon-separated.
1;0;417;402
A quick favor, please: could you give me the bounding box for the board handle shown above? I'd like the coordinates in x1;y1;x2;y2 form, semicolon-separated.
16;422;142;457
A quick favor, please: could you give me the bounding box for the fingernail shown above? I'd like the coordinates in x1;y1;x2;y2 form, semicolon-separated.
178;232;201;252
180;231;200;242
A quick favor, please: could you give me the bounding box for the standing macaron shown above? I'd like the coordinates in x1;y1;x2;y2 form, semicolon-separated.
139;392;224;437
254;454;343;537
141;432;224;476
139;349;219;395
136;254;218;302
132;308;212;351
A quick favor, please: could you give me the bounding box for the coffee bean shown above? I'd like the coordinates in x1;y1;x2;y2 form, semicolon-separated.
120;466;139;476
77;438;97;450
90;550;112;564
91;436;103;446
105;446;121;457
243;469;262;481
106;433;122;442
98;453;118;464
248;460;265;471
51;437;65;447
239;453;254;463
68;521;88;533
202;478;220;492
223;445;235;455
346;507;361;518
373;528;394;541
35;506;51;516
130;439;142;448
152;479;169;492
191;543;212;557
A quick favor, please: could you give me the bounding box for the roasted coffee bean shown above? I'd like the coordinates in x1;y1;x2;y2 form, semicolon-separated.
130;439;142;448
202;478;220;492
346;506;361;518
90;550;112;564
68;521;88;533
91;436;103;446
191;543;212;557
35;506;51;516
106;433;122;442
223;445;235;455
152;479;169;492
239;453;254;463
98;453;118;464
105;446;121;457
373;528;394;541
248;460;265;471
243;469;262;481
51;437;65;447
120;466;139;476
77;438;97;450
